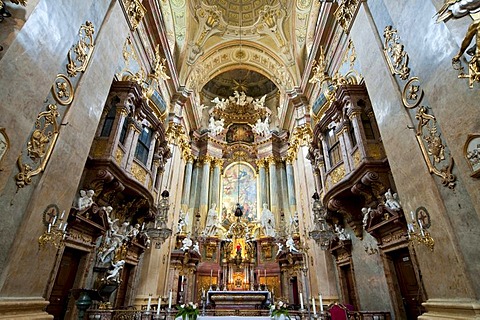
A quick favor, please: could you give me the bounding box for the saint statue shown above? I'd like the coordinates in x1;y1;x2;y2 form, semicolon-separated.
260;203;276;237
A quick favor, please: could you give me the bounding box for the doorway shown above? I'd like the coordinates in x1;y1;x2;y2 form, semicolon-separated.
46;247;83;319
391;248;424;319
339;263;358;309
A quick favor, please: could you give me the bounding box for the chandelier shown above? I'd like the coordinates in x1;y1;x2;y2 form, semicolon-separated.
146;190;172;249
309;192;335;250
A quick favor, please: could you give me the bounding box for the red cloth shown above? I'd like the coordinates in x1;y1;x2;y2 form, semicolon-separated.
329;304;347;320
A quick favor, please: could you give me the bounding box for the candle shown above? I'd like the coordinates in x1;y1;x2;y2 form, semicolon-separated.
319;294;324;312
410;211;415;221
157;297;161;315
312;297;317;315
63;222;68;232
168;290;172;309
300;292;304;309
52;215;57;226
58;222;63;230
147;295;152;311
418;220;424;236
47;223;51;233
60;210;65;219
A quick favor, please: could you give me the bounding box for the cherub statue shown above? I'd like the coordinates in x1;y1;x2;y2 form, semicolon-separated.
181;234;193;251
193;241;200;255
106;259;125;282
362;207;372;227
252;94;267;110
335;224;351;241
77;189;95;210
276;242;284;256
286;236;300;253
177;210;187;234
384;189;401;211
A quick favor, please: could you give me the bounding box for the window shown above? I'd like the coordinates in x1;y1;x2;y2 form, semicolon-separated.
348;122;357;148
327;126;342;167
119;119;128;145
361;113;375;140
100;106;116;137
135;127;152;165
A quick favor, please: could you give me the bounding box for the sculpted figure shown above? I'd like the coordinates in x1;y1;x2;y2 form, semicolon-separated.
204;203;219;237
260;203;276;237
181;234;193;251
106;259;125;282
276;242;284;256
286;236;300;253
77;189;95;210
177;210;187;234
384;189;402;211
335;224;350;241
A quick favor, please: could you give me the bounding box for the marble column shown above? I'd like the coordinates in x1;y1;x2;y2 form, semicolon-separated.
188;160;201;233
123;122;142;170
285;159;297;214
278;161;289;215
209;158;223;209
256;159;268;209
199;156;212;224
110;104;129;158
181;156;194;213
347;108;368;158
267;156;278;215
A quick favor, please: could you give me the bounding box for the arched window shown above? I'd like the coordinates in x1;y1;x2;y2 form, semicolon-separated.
135;127;152;165
100;106;116;137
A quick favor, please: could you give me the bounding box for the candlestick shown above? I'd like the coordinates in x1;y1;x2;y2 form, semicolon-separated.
300;292;304;309
210;270;213;285
319;294;323;313
168;290;172;309
312;297;317;315
147;295;152;311
157;297;161;315
180;276;184;292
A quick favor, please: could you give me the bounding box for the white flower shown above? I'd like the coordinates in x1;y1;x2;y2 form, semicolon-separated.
278;301;284;307
271;305;275;310
181;304;185;308
193;304;197;309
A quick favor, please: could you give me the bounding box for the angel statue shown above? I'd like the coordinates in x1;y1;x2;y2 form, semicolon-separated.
384;189;401;211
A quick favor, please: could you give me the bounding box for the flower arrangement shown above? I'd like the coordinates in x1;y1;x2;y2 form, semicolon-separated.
175;302;199;320
271;300;290;319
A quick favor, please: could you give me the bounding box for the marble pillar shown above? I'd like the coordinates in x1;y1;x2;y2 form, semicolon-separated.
256;159;268;209
267;157;278;215
181;157;194;213
209;159;223;209
285;160;297;214
199;156;212;225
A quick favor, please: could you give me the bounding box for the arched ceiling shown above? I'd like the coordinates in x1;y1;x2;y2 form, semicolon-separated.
204;0;272;27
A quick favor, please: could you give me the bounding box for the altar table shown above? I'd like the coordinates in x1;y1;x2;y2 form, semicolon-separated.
207;290;270;309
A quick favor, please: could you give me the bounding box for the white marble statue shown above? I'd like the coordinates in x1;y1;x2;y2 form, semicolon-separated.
208;117;225;136
252;94;267;110
77;189;95;210
276;242;284;256
335;224;351;241
384;189;401;211
181;234;193;251
106;259;125;282
177;210;187;234
286;236;300;253
252;116;270;136
362;207;372;227
212;97;229;110
193;241;200;255
204;203;219;237
289;212;299;234
260;203;276;237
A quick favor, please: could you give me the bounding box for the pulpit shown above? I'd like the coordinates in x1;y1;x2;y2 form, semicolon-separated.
207;290;270;309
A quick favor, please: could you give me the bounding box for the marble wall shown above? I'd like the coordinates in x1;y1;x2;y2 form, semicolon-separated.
0;0;130;317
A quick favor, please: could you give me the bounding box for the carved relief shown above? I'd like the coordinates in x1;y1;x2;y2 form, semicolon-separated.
464;134;480;177
131;162;148;184
0;127;9;165
52;74;74;105
16;104;60;188
121;0;146;31
334;0;360;33
66;21;95;77
383;26;410;80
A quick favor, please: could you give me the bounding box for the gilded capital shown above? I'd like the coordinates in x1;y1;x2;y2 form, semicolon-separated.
213;158;224;168
256;159;266;168
200;155;214;165
265;156;276;166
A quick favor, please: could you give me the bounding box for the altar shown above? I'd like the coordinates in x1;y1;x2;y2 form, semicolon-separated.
207;290;270;309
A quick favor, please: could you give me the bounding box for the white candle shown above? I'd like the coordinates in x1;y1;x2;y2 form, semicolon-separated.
418;220;424;236
168;290;172;309
60;210;65;219
52;216;57;226
47;223;51;233
63;222;68;232
312;297;317;315
147;295;152;311
319;294;324;312
410;211;415;221
300;292;304;309
58;222;63;230
180;276;184;292
157;297;161;315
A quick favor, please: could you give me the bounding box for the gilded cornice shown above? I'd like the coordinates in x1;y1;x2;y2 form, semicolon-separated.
121;0;146;31
165;122;192;160
334;0;360;34
286;124;313;163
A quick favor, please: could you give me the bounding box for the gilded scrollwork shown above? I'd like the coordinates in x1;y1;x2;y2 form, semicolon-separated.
66;21;95;77
383;26;410;80
52;74;74;105
414;106;456;189
334;0;360;33
122;0;146;31
16;104;60;188
402;77;424;109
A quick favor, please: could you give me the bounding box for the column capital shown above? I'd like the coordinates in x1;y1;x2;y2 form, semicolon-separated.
199;155;214;164
256;159;267;168
265;156;277;166
213;158;224;168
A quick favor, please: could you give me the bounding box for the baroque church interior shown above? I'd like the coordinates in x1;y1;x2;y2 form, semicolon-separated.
0;0;479;319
